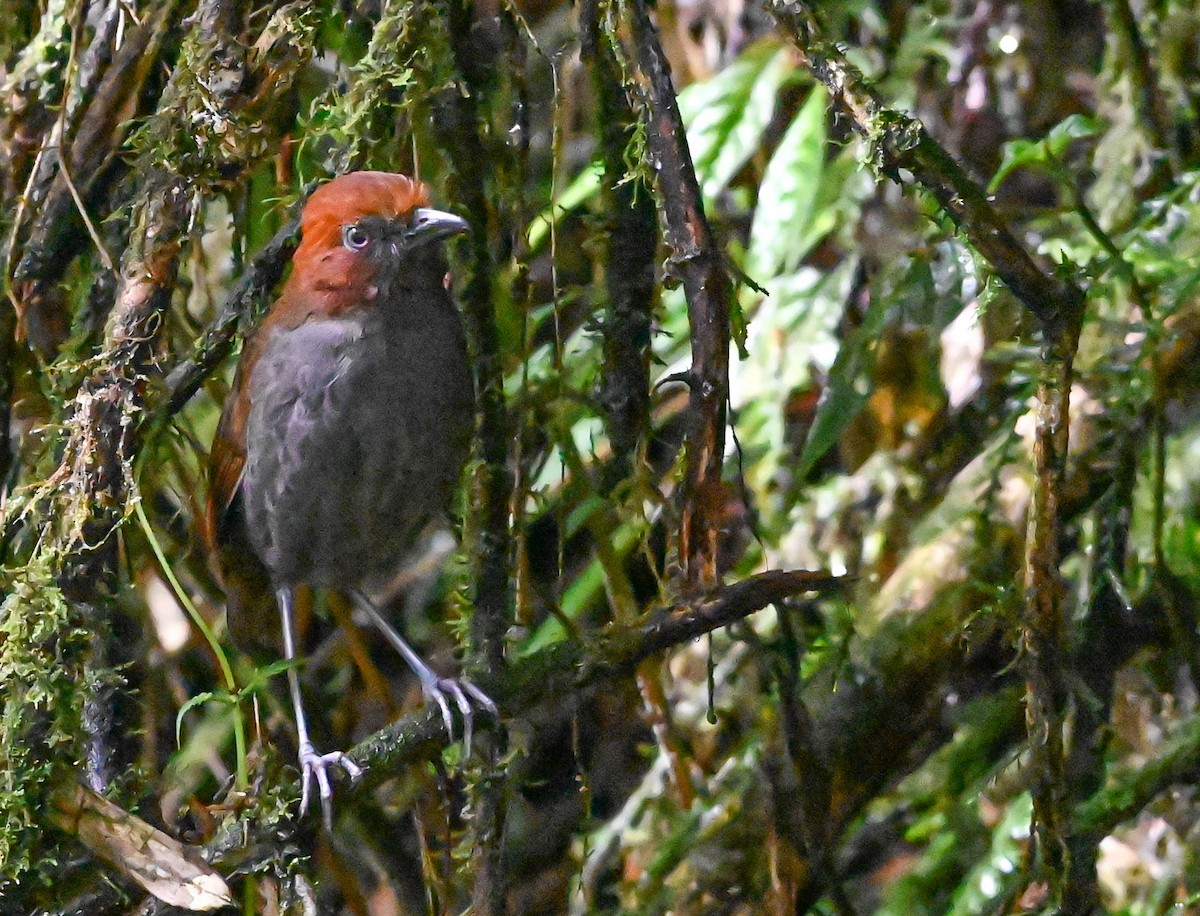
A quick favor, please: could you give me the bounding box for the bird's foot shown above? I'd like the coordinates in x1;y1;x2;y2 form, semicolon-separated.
298;741;364;828
422;676;499;759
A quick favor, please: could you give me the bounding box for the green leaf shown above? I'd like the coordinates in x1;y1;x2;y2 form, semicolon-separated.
526;43;796;263
747;85;828;280
947;793;1031;915
989;114;1098;190
175;690;224;747
795;287;891;479
678;42;793;199
236;658;298;699
526;159;605;253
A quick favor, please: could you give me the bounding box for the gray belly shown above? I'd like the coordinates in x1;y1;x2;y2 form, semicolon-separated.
240;309;473;590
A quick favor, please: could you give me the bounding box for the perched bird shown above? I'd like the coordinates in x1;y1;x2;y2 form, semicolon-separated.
206;171;495;822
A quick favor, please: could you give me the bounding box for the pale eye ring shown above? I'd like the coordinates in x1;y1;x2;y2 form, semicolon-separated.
343;224;370;251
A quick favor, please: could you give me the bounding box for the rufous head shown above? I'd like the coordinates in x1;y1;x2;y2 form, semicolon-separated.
287;171;468;303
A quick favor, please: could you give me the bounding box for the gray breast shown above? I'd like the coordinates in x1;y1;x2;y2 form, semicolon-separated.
239;303;474;591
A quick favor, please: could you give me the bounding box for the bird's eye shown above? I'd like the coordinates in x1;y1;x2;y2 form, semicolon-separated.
343;224;370;251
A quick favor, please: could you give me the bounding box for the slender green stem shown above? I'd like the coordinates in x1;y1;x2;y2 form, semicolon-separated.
133;497;248;788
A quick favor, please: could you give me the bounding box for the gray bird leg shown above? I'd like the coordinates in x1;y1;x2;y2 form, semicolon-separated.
350;590;498;758
277;586;362;827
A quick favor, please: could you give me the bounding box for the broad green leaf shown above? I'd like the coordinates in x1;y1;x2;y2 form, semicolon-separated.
887;6;955;92
731;260;855;505
678;42;793;199
795;287;891;479
747;85;828;280
989;114;1098;190
527;43;795;264
521;517;647;656
526;159;605;253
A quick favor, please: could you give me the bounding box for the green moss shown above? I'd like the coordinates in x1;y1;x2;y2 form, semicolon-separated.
299;0;456;178
132;1;320;181
0;0;70;104
0;557;92;883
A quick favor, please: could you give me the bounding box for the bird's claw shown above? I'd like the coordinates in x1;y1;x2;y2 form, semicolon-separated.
422;677;500;759
298;741;363;828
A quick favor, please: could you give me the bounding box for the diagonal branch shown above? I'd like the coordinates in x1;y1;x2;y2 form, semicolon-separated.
73;568;841;914
160;215;301;416
764;0;1085;338
352;569;838;774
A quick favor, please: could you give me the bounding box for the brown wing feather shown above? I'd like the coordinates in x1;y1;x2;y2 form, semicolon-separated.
205;322;262;551
206;392;247;546
206;334;278;654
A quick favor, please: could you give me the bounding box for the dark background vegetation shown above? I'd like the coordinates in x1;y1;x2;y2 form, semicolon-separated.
3;0;1200;911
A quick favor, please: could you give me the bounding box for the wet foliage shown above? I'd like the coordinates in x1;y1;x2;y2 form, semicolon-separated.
3;0;1200;912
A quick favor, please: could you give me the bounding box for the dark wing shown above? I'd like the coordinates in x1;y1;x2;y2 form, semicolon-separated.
206;335;278;654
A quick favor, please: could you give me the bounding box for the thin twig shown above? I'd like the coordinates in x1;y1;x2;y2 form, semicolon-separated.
58;156;115;272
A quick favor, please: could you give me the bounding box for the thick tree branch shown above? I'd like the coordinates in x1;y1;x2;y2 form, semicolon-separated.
590;41;657;488
436;0;513;689
612;0;735;590
11;1;176;357
1020;328;1079;895
1;3;320;900
1077;709;1200;838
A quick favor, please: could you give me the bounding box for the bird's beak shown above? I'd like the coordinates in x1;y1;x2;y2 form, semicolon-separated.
408;207;470;246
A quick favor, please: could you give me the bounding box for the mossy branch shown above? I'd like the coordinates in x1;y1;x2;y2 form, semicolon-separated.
0;0;317;888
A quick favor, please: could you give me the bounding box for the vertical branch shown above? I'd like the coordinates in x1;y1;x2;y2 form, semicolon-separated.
11;0;173;358
439;1;512;682
43;0;258;789
0;305;14;491
0;0;320;886
1104;0;1176;168
589;41;657;490
1060;428;1140;913
58;175;193;794
1020;321;1080;898
610;0;734;590
434;2;520;910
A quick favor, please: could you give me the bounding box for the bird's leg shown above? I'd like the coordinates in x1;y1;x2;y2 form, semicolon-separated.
277;586;363;826
350;591;498;758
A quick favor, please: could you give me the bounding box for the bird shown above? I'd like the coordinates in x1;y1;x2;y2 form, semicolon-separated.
206;170;496;824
